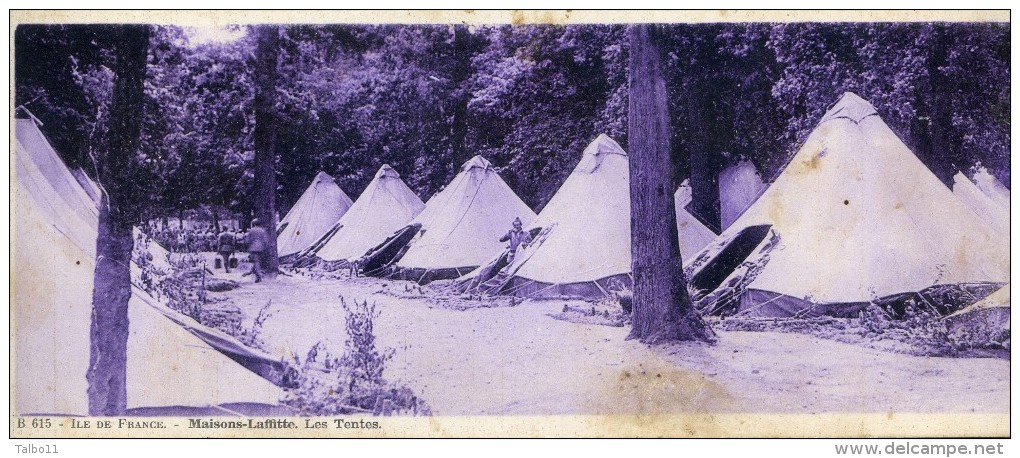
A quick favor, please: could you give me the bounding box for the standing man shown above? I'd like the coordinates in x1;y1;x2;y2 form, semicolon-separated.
217;228;236;273
246;218;270;282
499;217;532;264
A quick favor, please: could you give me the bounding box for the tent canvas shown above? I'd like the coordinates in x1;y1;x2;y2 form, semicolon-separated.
277;171;353;257
15;118;99;231
952;172;1010;237
946;283;1011;319
463;134;715;299
687;92;1009;318
972;167;1010;211
675;180;719;260
71;166;102;203
12;117;283;416
390;155;536;282
719;159;767;230
309;164;425;263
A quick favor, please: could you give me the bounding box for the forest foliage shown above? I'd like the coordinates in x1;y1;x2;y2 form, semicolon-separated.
14;22;1010;226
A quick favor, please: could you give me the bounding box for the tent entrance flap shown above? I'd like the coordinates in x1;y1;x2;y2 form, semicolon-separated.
688;224;772;295
872;282;1005;319
362;224;421;276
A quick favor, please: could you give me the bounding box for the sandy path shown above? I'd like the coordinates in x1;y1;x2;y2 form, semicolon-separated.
214;273;1009;416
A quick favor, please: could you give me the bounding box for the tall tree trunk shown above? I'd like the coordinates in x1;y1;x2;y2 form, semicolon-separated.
253;25;281;275
908;25;956;186
924;27;957;186
686;87;724;233
626;24;714;344
87;24;149;416
449;24;472;168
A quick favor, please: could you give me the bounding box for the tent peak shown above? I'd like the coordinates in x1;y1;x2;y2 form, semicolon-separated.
375;164;400;179
583;134;627;158
313;171;336;183
820;92;878;124
461;155;493;172
574;134;626;174
675;179;693;207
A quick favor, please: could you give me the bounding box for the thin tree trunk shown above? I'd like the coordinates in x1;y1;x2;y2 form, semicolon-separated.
87;24;149;416
253;25;281;275
626;24;714;344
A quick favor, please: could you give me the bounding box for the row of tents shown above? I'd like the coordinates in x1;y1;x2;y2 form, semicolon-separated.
284;92;1009;323
11;91;1010;415
12;112;291;416
284;135;717;294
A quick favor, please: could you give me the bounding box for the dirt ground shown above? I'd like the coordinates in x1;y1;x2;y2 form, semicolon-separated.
203;260;1009;417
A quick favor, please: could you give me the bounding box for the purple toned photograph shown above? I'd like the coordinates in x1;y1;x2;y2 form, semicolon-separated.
9;10;1009;441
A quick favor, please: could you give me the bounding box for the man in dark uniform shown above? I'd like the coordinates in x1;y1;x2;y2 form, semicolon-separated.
247;219;270;282
217;228;236;273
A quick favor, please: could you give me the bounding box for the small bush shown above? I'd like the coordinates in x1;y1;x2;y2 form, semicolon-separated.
283;296;431;416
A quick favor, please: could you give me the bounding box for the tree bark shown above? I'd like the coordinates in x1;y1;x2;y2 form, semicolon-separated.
87;24;149;416
253;25;281;275
626;24;715;344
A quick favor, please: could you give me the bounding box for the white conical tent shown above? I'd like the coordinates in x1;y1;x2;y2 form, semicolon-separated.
12;117;282;416
394;155;536;279
313;164;425;262
675;180;717;260
691;92;1009;316
277;171;353;257
719;159;767;230
972;167;1010;211
952;172;1010;237
505;135;630;295
485;135;718;298
461;139;716;298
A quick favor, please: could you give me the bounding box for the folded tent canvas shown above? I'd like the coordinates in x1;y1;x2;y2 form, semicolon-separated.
943;283;1010;344
687;92;1009;318
309;164;425;263
390;155;536;283
12;116;283;416
277;171;353;257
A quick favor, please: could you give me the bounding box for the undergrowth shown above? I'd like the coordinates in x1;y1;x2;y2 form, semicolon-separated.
283;296;431;416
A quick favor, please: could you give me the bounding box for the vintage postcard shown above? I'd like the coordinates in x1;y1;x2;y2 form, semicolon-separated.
8;9;1011;441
